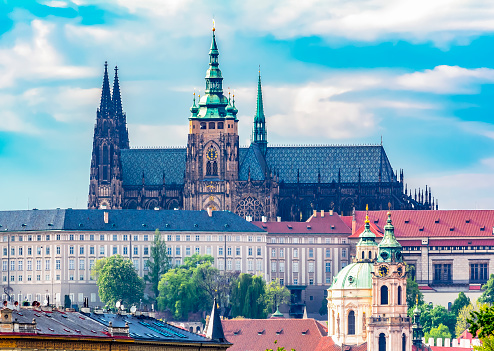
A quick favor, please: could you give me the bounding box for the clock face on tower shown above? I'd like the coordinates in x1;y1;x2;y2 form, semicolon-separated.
378;265;389;277
206;147;218;161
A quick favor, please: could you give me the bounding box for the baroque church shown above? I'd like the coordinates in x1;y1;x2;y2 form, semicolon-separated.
87;26;435;221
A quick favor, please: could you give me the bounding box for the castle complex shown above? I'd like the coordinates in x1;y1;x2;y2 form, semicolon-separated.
87;27;434;220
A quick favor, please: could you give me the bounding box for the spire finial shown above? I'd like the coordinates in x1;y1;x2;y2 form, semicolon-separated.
212;19;215;32
365;204;369;224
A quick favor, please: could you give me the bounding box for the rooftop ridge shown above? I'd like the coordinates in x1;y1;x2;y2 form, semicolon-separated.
265;144;381;148
128;146;187;150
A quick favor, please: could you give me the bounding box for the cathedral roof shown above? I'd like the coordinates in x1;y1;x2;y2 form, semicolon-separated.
330;262;373;290
0;209;266;233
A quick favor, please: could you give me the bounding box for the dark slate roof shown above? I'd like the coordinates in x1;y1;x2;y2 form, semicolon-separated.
120;145;395;185
0;209;266;233
6;308;112;338
87;312;227;344
121;148;186;186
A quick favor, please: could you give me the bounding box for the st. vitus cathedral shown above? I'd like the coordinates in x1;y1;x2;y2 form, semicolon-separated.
88;27;435;221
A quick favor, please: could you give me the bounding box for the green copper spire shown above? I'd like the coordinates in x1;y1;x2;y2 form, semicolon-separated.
192;25;232;120
357;210;377;247
377;212;403;263
252;68;267;154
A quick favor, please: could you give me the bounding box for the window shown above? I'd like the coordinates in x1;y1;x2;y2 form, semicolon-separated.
280;278;284;285
279;262;285;272
256;260;262;272
100;235;105;241
56;260;61;270
113;234;117;241
18;275;22;282
144;247;149;255
325;262;331;273
248;260;253;271
326;277;331;284
3;248;7;256
236;247;241;256
133;259;139;270
79;246;84;255
219;247;224;256
293;262;299;273
79;259;85;270
89;246;95;255
218;122;224;129
248;247;253;256
133;235;138;241
271;249;276;257
18;247;23;256
80;234;84;241
294;278;298;285
90;234;94;241
257;236;262;242
11;247;15;256
56;246;61;255
69;234;74;241
326;249;331;258
27;260;32;271
227;260;232;270
18;260;23;271
89;259;94;270
176;235;181;241
186;247;191;256
308;238;314;244
195;247;200;255
206;235;211;242
309;278;314;285
1;261;6;271
36;247;41;255
342;249;347;258
206;247;211;255
218;260;224;270
398;286;402;305
280;249;284;258
123;247;128;255
248;236;253;242
113;247;117;255
79;274;84;281
348;311;355;335
308;262;314;273
434;263;452;283
69;259;74;270
176;247;181;256
325;238;331;244
123;235;128;241
227;247;232;256
293;249;298;258
271;238;277;243
100;246;105;255
69;246;74;255
45;259;50;270
37;235;41;241
309;248;314;258
470;263;488;283
271;262;277;272
257;248;262;256
10;260;15;271
293;238;299;244
134;247;138;256
144;235;149;241
381;285;389;305
236;260;241;270
195;235;200;241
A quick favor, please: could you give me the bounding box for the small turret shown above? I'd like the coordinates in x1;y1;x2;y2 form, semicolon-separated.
356;205;378;262
190;91;199;117
205;298;227;343
377;212;403;263
252;68;268;155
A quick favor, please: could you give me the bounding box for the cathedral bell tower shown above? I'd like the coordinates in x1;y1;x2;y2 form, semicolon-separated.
88;62;129;209
368;212;411;351
184;24;239;212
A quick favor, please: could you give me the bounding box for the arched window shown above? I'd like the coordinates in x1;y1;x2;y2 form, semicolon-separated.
379;333;386;351
200;122;206;129
362;251;365;259
331;310;335;335
206;162;212;176
218;122;224;129
102;144;110;164
381;285;389;305
402;333;406;351
369;251;372;259
209;122;215;129
212;161;218;176
348;311;355;335
398;286;402;305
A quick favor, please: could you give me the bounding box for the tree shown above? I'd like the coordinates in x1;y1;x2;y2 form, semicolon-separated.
473;335;494;351
264;280;290;315
92;255;144;308
456;303;475;337
406;265;424;311
425;323;452;343
144;229;171;300
157;254;216;319
468;304;494;339
231;273;267;319
478;274;494;305
319;296;328;316
415;303;457;338
451;292;471;316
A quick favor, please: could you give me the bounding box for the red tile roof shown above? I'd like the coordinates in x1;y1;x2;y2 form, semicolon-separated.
349;222;384;239
222;318;337;351
253;212;351;235
352;210;494;238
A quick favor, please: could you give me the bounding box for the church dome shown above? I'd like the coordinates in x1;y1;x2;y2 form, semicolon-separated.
330;262;373;290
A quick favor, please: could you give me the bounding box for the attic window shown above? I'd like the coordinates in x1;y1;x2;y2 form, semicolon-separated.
331;225;335;229
468;241;472;245
287;225;292;230
165;223;170;227
21;224;27;227
48;223;54;227
466;219;470;223
262;224;267;229
257;329;265;335
276;329;283;335
112;223;116;227
374;219;379;223
234;329;241;335
481;226;485;231
48;328;54;331
450;227;454;231
307;225;311;230
301;329;309;335
435;219;440;223
78;223;83;227
194;224;198;227
142;224;147;227
224;224;229;228
419;227;424;231
404;219;409;223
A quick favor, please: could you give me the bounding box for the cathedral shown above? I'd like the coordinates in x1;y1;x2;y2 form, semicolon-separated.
87;26;435;220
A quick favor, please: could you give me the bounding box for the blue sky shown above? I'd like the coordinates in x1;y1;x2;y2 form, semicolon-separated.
1;0;494;210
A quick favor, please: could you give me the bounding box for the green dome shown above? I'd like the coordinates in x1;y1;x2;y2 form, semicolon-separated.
330;262;373;290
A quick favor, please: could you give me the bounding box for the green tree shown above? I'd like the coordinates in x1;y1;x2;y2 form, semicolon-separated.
479;274;494;305
425;323;452;343
264;280;290;315
473;335;494;351
456;303;475;337
451;292;471;316
157;254;215;319
319;296;328;316
415;304;457;338
144;230;171;300
92;255;144;308
406;265;423;311
468;304;494;339
231;273;267;319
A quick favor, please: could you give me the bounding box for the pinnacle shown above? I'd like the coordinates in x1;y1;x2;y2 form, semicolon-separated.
99;61;112;113
112;65;123;117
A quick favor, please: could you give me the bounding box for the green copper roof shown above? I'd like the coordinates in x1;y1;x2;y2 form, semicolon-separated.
252;70;267;154
271;307;284;318
190;30;237;120
330;262;373;290
357;217;377;247
377;212;403;262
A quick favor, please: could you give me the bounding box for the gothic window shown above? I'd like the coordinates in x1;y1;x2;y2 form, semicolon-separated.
102;144;110;164
398;286;402;305
209;122;215;129
218;122;224;129
379;333;386;351
212;161;218;176
347;311;355;335
235;196;265;221
381;285;389;305
200;122;206;129
206;162;212;175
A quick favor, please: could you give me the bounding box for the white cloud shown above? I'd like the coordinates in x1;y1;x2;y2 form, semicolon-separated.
42;1;70;8
395;65;494;94
0;20;96;89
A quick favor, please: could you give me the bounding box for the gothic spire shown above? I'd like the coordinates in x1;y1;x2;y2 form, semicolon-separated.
252;67;268;155
112;66;123;117
99;61;112;113
205;298;227;343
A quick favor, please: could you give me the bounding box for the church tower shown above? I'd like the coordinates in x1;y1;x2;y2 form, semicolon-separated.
184;24;240;211
88;63;129;209
252;69;267;155
368;212;411;351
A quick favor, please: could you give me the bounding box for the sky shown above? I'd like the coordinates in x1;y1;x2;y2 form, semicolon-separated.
1;0;494;211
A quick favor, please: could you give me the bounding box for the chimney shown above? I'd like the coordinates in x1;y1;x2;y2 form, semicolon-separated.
312;210;317;218
352;215;356;235
277;216;281;222
104;212;109;224
246;215;252;222
207;207;213;217
329;210;333;216
321;210;324;217
262;216;267;223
